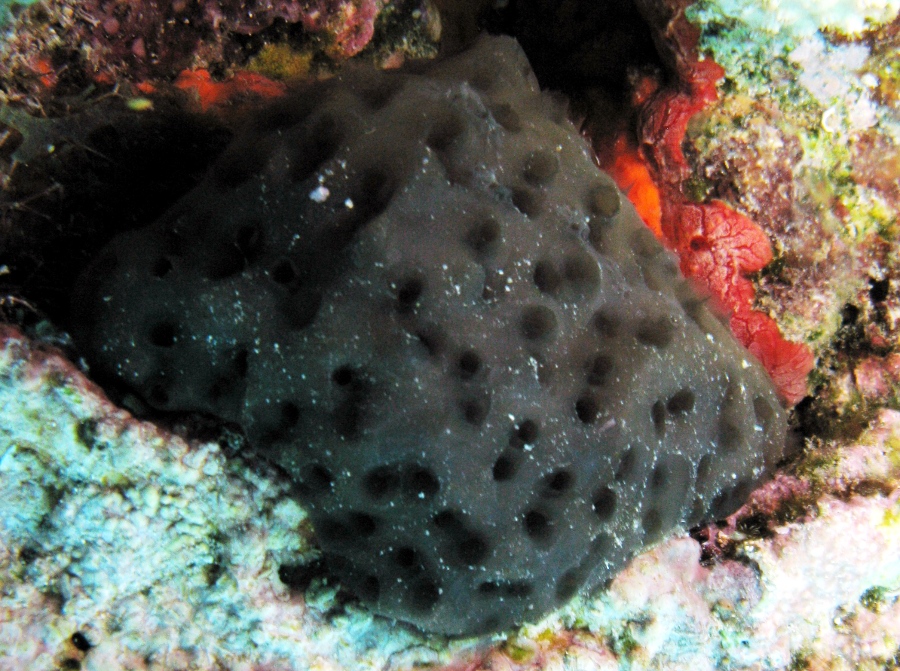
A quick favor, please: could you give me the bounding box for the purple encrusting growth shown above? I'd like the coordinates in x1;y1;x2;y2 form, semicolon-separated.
70;35;787;636
78;0;378;80
79;0;204;80
207;0;378;54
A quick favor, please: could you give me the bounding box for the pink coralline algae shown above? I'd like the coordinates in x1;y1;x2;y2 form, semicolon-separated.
855;353;900;399
81;0;204;82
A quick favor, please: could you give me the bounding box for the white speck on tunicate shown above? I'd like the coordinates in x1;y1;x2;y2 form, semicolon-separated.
310;185;330;203
598;418;617;434
742;359;750;369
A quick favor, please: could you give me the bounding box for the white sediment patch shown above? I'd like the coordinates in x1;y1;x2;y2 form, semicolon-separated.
692;0;899;36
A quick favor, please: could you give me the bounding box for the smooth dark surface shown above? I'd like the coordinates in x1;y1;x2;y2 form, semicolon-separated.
71;35;787;636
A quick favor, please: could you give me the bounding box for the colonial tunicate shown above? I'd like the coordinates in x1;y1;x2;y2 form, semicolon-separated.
70;34;786;636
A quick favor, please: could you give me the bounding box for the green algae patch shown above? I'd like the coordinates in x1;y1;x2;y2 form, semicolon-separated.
686;35;894;247
501;637;537;664
860;585;892;613
0;0;40;27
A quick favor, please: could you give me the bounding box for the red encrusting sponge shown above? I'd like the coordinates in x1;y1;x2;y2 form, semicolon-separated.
615;44;814;406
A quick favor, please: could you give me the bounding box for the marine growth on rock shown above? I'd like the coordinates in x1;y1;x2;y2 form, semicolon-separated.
70;34;787;636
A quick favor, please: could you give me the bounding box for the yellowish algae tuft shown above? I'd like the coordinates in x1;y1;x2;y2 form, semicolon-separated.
247;43;315;81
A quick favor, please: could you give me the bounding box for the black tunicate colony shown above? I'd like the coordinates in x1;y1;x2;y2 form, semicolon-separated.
71;35;787;636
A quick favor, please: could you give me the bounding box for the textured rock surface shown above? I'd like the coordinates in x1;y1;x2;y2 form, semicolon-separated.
70;35;786;635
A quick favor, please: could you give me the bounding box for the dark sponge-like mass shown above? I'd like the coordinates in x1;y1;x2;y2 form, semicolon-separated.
71;35;787;636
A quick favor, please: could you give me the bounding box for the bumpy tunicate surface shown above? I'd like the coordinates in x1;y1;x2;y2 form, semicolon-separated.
71;34;787;636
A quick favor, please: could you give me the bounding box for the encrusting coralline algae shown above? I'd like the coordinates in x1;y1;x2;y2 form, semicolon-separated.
70;34;786;635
